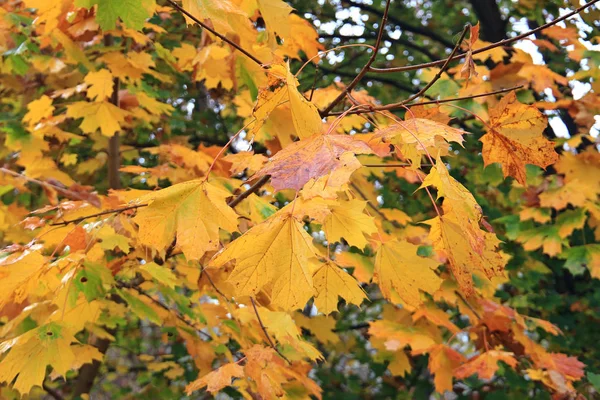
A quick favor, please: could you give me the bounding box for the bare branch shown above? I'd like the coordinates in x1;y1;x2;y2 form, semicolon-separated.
329;85;523;116
250;297;291;364
165;0;265;66
369;0;600;74
319;0;393;116
227;175;271;208
396;24;470;106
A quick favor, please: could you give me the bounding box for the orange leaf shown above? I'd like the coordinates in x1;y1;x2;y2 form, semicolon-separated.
185;362;244;394
480;92;558;185
454;350;517;380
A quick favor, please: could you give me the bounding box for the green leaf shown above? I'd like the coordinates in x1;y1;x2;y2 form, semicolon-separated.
117;288;161;325
81;0;154;31
588;372;600;391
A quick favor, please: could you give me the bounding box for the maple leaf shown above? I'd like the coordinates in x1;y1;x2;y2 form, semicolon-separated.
23;95;54;127
480;92;558;185
369;319;437;353
66;101;130;137
323;199;377;248
84;69;114;101
420;156;485;253
212;211;320;310
78;0;155;31
454;350;518;380
0;250;47;309
254;134;372;191
426;214;507;296
374;240;442;308
0;322;78;395
257;0;293;40
372;118;466;150
185;362;244;394
133;180;239;260
312;261;366;314
426;344;466;393
181;0;250;35
251;64;323;140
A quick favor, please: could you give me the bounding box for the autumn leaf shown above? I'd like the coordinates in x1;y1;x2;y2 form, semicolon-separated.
66;101;130;137
212;211;320;310
454;350;518;380
134;180;239;260
323;199;377;248
84;69;114;101
251;64;323;140
23;95;54;127
372;118;467;150
312;261;367;314
481;92;558;185
254;133;372;191
374;240;442;308
185;362;244;394
427;344;466;393
0;323;78;395
80;0;155;31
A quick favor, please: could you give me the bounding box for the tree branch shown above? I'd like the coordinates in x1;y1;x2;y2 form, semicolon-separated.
250;297;291;364
328;85;523;116
320;0;392;116
369;0;600;74
339;0;455;49
165;0;264;66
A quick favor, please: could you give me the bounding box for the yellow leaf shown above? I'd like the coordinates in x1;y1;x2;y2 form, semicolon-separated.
60;153;78;166
66;101;129;137
23;95;54;127
212;212;319;310
257;0;293;39
374;240;442;308
481;92;558;185
420;156;484;253
0;250;47;309
312;261;366;314
372;118;466;149
294;313;340;344
0;323;77;396
185;362;244;394
426;215;507;296
251;64;322;140
323;199;377;248
380;208;412;225
369;319;437;353
134;180;238;260
286;66;322;139
84;69;114;102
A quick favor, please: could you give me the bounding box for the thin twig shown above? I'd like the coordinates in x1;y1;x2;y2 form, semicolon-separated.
120;282;214;340
369;0;600;74
362;163;432;168
165;0;264;66
308;64;320;101
328;85;523;116
250;297;291;364
319;0;392;116
49;175;272;226
0;167;97;204
49;204;146;226
396;24;469;106
227;175;271;208
349;182;402;229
